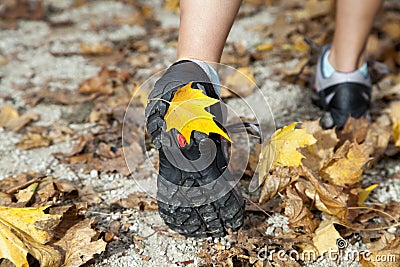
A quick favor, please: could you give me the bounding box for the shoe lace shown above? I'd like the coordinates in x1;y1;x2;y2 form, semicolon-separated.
224;122;263;144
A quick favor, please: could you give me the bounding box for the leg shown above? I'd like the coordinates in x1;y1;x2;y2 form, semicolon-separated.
177;0;242;62
329;0;383;72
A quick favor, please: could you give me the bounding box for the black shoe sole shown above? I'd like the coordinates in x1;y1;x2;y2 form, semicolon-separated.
146;66;244;237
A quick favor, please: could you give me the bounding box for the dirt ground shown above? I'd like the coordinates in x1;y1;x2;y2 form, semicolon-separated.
1;1;400;266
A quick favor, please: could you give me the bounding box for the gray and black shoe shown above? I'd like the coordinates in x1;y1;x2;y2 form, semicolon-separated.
145;60;245;237
313;44;372;129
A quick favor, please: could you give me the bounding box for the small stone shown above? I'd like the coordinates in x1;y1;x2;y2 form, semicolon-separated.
90;169;98;178
388;227;396;234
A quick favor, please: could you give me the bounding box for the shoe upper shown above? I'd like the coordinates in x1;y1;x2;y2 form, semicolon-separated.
314;44;372;129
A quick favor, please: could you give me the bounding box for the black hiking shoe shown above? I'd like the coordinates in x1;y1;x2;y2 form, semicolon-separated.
145;60;245;237
313;44;372;129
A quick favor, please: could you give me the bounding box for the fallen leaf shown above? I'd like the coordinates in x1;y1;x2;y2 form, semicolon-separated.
114;192;158;211
79;185;101;204
15;182;38;205
259;167;299;204
0;0;45;20
321;141;370;187
339;117;370;144
284;186;318;233
80;42;113;55
163;82;231;144
126;53;151;68
312;217;342;255
292;0;333;20
358;184;378;204
54;218;107;267
302;166;349;220
279;58;309;76
224;67;256;97
16;132;52;150
388;102;400;147
78;67;117;95
0;105;39;132
382;21;400;39
256;43;273;51
394;122;400;147
164;0;180;12
0;206;62;267
301;120;339;172
259;122;317;184
364;115;392;163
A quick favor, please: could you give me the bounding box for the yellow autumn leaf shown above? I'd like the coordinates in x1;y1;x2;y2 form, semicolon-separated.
312;217;343;255
164;0;180;12
0;206;62;267
394;122;400;147
258;122;317;184
256;43;273;51
358;184;378;204
164;82;231;144
389;101;400;147
321;141;370;187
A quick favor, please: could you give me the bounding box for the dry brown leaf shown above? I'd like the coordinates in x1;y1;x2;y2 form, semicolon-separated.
279;58;309;76
312;217;342;255
80;42;113;55
15;182;38;206
292;0;333;20
0;105;39;132
339;117;370;144
382;21;400;40
79;185;101;204
16;132;52;150
126;53;151;68
0;0;45;20
223;67;256;97
49;125;76;143
364;115;392;163
259;167;299;204
301;120;339;172
302;166;349;220
114;192;158;211
78;67;117;95
54;218;107;267
284;186;318;233
0;192;12;206
320;141;370;187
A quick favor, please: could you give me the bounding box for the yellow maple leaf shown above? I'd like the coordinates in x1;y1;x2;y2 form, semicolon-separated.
0;206;62;267
258;122;317;183
164;82;231;144
321;141;370;187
